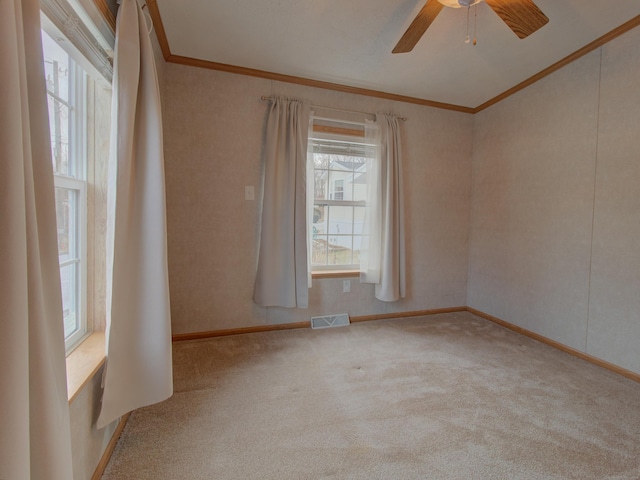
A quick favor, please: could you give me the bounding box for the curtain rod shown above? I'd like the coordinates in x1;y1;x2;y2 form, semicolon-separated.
260;96;406;121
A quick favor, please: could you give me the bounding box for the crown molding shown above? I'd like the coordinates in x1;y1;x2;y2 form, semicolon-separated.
144;3;640;115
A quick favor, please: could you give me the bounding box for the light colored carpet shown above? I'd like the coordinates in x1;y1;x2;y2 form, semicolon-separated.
102;312;640;479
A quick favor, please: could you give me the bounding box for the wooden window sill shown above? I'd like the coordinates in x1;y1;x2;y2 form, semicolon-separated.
312;270;359;279
66;331;105;404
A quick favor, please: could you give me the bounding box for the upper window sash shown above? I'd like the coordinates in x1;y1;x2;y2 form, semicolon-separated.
43;29;87;180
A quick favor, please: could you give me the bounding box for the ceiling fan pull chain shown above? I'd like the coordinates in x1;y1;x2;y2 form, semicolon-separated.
465;6;471;44
473;3;478;46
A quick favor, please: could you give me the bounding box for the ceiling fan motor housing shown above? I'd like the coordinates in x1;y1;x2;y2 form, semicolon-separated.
438;0;482;8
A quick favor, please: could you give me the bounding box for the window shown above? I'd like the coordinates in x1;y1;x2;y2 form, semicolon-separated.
41;20;112;353
310;130;370;271
43;30;89;349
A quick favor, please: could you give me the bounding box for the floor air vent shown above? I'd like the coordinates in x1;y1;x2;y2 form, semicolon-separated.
311;313;350;329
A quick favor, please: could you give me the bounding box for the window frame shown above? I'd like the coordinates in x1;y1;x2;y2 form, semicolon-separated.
44;28;90;351
309;124;370;273
41;12;113;354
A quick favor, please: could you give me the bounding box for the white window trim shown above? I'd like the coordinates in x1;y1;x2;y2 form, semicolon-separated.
44;25;92;353
310;128;371;273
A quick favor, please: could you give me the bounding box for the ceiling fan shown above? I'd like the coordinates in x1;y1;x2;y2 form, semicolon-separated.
393;0;549;53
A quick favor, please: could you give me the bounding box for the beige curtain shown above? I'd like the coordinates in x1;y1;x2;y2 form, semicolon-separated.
0;0;74;478
253;97;311;308
97;0;173;428
361;114;406;301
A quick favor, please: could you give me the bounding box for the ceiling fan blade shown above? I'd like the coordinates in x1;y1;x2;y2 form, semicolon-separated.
484;0;549;39
393;0;445;54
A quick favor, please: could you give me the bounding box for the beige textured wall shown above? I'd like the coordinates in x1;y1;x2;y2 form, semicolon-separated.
587;27;640;373
468;26;640;374
163;64;473;334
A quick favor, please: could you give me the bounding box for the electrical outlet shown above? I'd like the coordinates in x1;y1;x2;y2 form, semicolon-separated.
245;186;254;201
343;280;351;293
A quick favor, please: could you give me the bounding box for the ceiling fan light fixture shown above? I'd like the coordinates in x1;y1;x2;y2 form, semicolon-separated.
438;0;482;8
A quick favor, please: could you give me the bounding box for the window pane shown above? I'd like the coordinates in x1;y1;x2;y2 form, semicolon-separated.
327;235;353;266
47;97;71;176
313;152;329;201
328;155;346;171
312;204;327;234
313;152;329;170
354;206;365;234
328;205;353;235
334;178;344;200
42;31;73;176
55;187;78;263
312;235;328;266
352;167;367;202
349;155;366;170
352;235;363;265
312;204;327;266
329;170;349;200
42;33;71;103
60;262;79;339
314;167;328;201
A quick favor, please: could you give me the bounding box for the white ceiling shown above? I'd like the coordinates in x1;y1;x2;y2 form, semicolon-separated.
154;0;640;109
